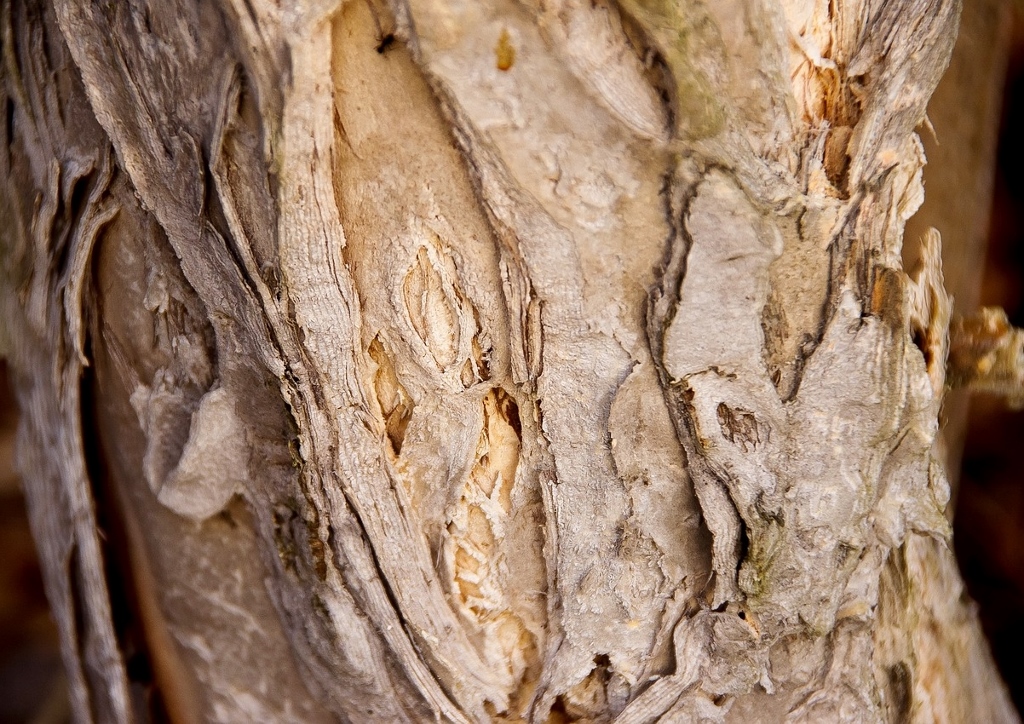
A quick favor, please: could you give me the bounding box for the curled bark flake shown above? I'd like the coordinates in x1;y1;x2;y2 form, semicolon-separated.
947;303;1024;407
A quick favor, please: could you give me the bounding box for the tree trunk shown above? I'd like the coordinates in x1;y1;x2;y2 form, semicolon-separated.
0;0;1018;721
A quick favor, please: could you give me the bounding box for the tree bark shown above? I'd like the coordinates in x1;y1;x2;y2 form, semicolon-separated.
0;0;1018;721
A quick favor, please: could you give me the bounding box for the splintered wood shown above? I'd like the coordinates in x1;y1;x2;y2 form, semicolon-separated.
0;0;1018;722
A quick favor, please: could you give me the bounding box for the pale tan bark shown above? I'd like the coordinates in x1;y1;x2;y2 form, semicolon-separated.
0;0;1018;722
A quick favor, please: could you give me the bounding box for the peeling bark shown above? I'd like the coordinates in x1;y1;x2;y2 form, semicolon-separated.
0;0;1018;721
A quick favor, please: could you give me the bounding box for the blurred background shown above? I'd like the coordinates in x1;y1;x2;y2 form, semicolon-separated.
0;363;69;724
952;7;1024;714
2;5;1024;724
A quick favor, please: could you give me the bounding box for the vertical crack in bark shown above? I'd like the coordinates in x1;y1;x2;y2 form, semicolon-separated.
368;335;415;456
392;0;732;712
0;10;138;712
6;0;1018;720
444;388;542;713
80;337;169;722
645;160;741;609
326;3;556;716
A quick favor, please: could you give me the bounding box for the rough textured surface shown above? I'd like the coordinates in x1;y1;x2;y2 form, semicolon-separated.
0;0;1018;721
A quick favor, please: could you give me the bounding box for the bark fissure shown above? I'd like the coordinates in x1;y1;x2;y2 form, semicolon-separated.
2;0;1020;721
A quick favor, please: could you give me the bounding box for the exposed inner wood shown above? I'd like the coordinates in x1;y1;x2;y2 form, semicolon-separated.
0;0;1019;721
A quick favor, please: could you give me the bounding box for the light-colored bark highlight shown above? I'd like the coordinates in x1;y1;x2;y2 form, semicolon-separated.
0;0;1018;721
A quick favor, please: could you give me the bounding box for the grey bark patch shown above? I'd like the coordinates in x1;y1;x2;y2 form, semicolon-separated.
3;0;1019;720
157;386;247;520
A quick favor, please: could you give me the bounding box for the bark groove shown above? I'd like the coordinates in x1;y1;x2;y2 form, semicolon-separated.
0;0;1018;721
